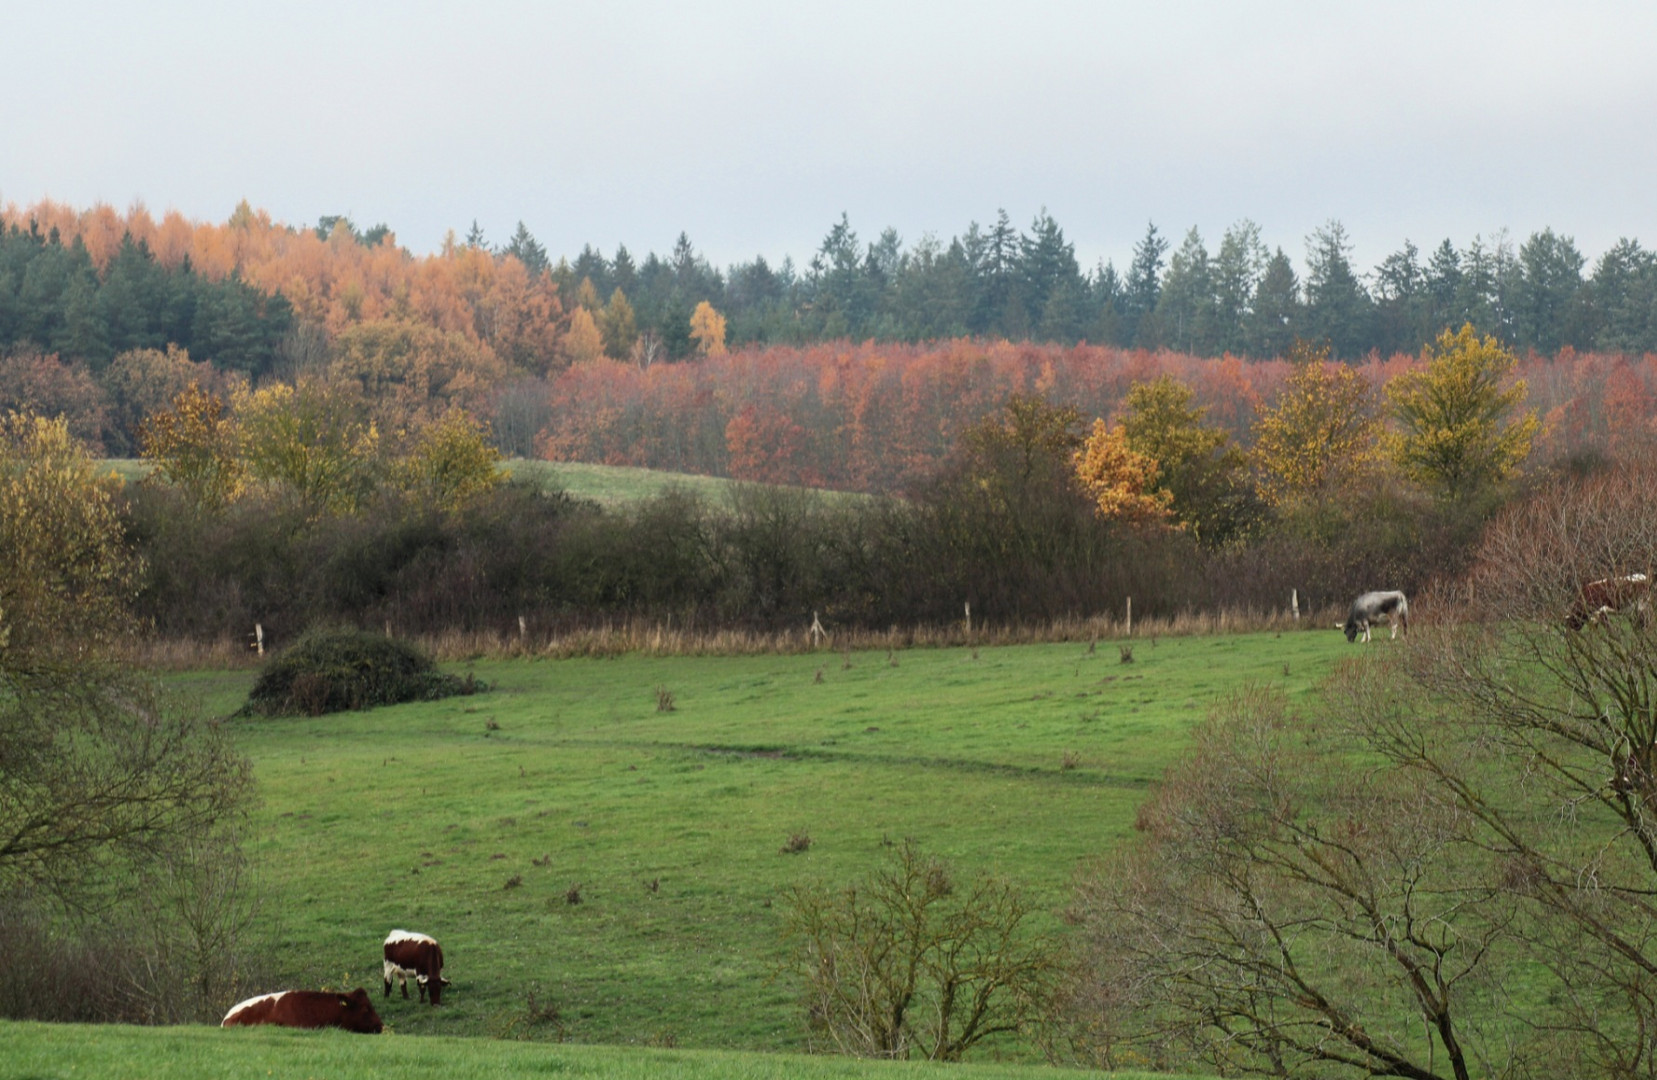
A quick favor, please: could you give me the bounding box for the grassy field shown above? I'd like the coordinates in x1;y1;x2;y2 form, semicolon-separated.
503;458;867;507
0;1020;1177;1080
103;457;859;508
154;629;1346;1055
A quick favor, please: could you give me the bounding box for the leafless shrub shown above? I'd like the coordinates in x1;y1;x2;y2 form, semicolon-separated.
655;686;675;712
564;884;583;905
1062;687;1507;1077
1117;644;1133;664
780;841;1056;1061
503;874;522;890
814;667;824;684
1060;751;1080;771
492;980;565;1041
781;832;813;855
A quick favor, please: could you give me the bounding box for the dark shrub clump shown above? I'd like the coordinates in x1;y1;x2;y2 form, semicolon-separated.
239;628;486;717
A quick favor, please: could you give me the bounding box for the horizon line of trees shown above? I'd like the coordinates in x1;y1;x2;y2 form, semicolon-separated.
6;201;1657;382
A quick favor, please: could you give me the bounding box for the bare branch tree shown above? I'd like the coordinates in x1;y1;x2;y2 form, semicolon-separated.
1065;687;1513;1079
780;841;1057;1061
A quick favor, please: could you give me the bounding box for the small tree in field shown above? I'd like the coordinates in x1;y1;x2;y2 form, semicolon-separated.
781;842;1056;1061
1387;323;1539;500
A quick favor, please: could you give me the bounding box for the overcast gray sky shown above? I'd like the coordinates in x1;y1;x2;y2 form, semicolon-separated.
5;0;1655;276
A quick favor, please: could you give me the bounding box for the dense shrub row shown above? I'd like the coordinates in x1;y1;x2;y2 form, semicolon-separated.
123;460;1487;645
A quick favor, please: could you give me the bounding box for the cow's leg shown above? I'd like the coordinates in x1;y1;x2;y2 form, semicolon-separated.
383;960;394;998
1389;619;1398;640
417;976;428;1004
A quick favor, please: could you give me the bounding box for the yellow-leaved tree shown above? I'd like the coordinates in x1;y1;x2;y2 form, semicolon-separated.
393;409;503;512
0;411;138;662
1119;376;1250;543
234;380;380;514
561;307;605;366
139;382;247;510
1251;340;1380;509
1074;419;1174;525
600;288;639;360
689;301;728;356
1387;323;1540;499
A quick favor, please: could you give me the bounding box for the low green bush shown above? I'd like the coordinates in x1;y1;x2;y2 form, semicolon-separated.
239;628;486;716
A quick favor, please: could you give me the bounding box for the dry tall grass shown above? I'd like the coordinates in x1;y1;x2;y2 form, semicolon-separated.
122;607;1344;670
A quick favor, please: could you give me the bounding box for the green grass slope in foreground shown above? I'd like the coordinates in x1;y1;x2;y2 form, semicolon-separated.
168;631;1342;1052
0;1021;1186;1080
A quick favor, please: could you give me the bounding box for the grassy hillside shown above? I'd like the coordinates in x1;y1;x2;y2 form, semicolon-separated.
504;458;867;506
164;629;1347;1054
0;1020;1180;1080
103;457;860;508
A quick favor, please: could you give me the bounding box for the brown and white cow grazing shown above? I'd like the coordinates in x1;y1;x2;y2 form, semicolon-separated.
384;929;449;1005
221;988;383;1033
1567;572;1651;630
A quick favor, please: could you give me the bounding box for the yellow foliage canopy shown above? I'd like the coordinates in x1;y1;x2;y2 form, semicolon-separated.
690;301;728;356
1251;343;1380;508
394;409;503;512
233;381;380;514
330;318;509;431
139;382;247;510
0;412;137;661
1074;419;1174;525
1387;323;1540;497
561;308;606;366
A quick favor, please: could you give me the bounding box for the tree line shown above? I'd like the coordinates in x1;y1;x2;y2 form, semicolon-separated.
545;213;1657;360
7;201;1657;392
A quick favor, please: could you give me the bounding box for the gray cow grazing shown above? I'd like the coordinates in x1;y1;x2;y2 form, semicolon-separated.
1342;590;1409;643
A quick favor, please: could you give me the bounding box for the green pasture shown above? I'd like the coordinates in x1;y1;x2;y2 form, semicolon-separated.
104;457;859;508
503;458;866;507
158;629;1344;1055
0;1020;1176;1080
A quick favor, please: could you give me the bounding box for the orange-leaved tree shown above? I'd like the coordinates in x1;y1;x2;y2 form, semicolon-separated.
1074;419;1174;525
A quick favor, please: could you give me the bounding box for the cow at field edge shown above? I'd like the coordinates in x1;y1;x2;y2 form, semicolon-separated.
384;929;449;1005
1566;572;1651;630
1342;591;1409;643
220;989;383;1033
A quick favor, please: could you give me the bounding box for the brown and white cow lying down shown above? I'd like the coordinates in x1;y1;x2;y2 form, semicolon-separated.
384;929;449;1005
221;988;384;1033
1566;572;1651;630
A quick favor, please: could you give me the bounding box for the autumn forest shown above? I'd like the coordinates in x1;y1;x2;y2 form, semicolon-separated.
3;197;1656;639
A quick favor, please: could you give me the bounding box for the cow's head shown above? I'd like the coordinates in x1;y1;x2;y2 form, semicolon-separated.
1343;621;1359;643
339;988;385;1033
